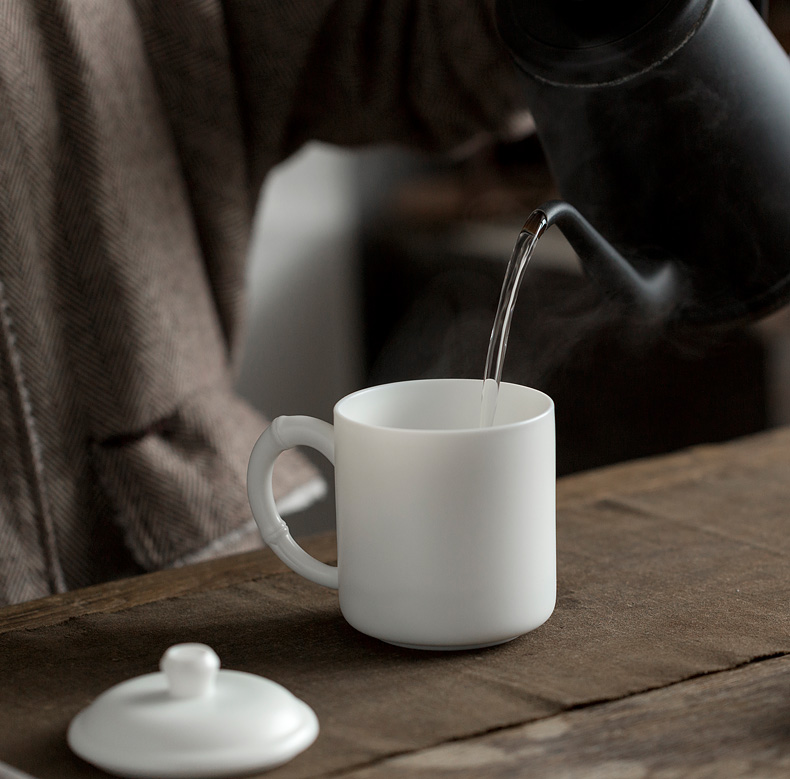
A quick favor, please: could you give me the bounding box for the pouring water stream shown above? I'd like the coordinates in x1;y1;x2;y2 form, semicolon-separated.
479;210;547;427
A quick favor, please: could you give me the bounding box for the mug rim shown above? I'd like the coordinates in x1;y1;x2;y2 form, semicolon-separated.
333;378;554;434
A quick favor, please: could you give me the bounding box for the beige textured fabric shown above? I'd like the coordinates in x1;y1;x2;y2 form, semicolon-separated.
0;0;525;605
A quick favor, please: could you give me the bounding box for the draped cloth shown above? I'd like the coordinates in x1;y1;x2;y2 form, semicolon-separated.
0;0;525;604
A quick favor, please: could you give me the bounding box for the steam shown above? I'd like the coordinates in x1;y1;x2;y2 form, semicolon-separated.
367;225;703;395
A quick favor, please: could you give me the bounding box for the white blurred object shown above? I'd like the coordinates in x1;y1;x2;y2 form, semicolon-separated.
68;643;319;778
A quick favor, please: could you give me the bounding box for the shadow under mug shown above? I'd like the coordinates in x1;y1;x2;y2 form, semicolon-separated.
247;378;556;650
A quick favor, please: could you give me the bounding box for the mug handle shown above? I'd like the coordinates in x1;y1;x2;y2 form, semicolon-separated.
247;416;339;589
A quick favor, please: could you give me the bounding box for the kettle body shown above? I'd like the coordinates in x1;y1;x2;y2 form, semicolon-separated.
496;0;790;324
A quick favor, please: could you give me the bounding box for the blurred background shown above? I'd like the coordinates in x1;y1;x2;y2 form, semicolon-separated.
237;1;790;536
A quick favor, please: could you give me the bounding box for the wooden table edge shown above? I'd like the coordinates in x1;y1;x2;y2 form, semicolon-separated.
0;534;337;635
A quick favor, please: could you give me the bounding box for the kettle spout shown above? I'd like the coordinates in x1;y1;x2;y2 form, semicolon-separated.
527;200;680;322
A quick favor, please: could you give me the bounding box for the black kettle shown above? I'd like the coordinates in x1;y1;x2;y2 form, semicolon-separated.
495;0;790;325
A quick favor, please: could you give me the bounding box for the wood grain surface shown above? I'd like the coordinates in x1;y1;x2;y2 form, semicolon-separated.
1;427;789;779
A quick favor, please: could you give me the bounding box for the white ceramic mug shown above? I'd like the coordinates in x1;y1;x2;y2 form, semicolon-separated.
247;378;556;650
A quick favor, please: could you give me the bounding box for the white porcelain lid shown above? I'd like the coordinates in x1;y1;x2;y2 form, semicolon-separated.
67;643;319;778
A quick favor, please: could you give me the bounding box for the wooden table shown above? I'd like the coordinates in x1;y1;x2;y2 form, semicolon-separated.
2;427;790;778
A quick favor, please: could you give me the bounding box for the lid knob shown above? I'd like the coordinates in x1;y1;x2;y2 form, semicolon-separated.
159;643;220;699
